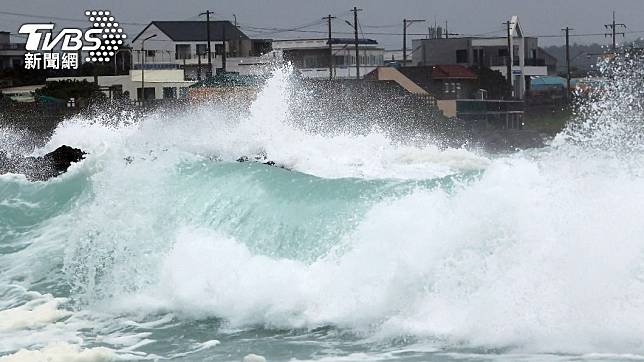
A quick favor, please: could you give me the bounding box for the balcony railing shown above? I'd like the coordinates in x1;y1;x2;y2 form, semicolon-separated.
524;58;546;66
485;56;546;67
0;43;26;51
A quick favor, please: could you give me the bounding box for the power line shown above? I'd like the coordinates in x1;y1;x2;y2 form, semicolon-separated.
351;6;362;79
4;8;644;45
604;10;626;49
361;23;400;29
322;14;336;79
0;10;147;26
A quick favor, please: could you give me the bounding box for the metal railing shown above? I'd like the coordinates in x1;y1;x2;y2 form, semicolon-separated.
484;56;545;67
0;43;26;51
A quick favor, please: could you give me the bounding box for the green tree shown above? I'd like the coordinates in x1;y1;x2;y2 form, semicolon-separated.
34;80;105;101
470;65;510;99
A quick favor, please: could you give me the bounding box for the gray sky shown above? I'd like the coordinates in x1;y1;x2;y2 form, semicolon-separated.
3;0;644;49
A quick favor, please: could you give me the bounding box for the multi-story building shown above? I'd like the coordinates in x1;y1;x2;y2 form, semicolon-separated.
383;49;412;67
46;69;196;102
271;38;385;79
131;21;272;79
0;31;26;70
412;16;557;99
367;64;525;128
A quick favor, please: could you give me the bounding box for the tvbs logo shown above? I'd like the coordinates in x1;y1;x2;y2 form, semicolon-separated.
19;10;126;70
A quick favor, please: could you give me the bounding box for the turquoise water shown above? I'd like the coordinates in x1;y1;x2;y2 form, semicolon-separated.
1;64;644;361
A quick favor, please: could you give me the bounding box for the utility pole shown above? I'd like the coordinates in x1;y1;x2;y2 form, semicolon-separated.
504;20;513;98
351;7;362;79
444;20;458;39
199;10;213;78
403;18;425;66
604;11;626;51
323;14;336;80
562;27;573;95
222;22;227;72
197;50;202;81
141;34;156;107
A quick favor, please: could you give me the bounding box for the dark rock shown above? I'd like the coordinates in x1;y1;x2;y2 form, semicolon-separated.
0;145;86;181
236;154;288;170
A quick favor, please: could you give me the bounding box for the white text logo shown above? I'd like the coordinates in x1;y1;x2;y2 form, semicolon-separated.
19;10;126;70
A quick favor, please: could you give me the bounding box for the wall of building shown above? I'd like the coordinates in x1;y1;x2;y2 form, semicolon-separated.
412;38;471;66
371;67;428;95
46;70;195;101
413;37;546;69
273;40;385;79
437;99;457;117
131;24;226;68
0;32;10;44
0;31;26;70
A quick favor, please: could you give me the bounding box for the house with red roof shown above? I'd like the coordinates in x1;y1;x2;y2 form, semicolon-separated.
365;64;524;128
396;64;479;100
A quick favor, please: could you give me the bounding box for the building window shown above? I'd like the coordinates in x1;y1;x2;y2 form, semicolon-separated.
196;44;208;56
444;82;461;95
146;50;156;58
304;56;319;68
163;87;177;99
473;49;484;64
334;55;345;66
456;49;468;63
137;87;156;100
215;44;225;56
176;44;191;60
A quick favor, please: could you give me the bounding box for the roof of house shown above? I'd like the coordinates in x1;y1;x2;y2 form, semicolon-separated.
133;21;249;43
530;76;566;86
394;65;478;94
429;64;478;79
328;38;378;45
530;76;568;90
189;72;267;87
398;65;477;85
271;38;380;50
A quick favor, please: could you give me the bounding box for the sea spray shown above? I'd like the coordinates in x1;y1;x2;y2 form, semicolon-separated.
1;57;644;361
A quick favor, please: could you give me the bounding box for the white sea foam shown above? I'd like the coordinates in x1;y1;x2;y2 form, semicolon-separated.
0;298;70;331
3;57;644;360
37;66;488;180
98;146;644;355
0;343;117;362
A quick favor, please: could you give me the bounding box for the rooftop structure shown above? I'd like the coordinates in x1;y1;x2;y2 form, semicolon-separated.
271;38;384;79
411;16;557;99
131;21;272;79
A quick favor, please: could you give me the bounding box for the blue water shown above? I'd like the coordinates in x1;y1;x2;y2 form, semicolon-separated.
2;64;644;361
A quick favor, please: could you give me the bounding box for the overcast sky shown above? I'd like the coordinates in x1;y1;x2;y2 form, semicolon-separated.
3;0;644;49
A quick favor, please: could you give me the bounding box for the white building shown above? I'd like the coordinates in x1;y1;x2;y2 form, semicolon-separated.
0;31;25;71
271;38;385;79
0;85;43;102
383;49;413;66
412;16;557;99
131;21;272;79
47;69;195;101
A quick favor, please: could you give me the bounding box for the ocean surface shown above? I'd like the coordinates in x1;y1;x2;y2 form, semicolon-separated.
1;63;644;362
